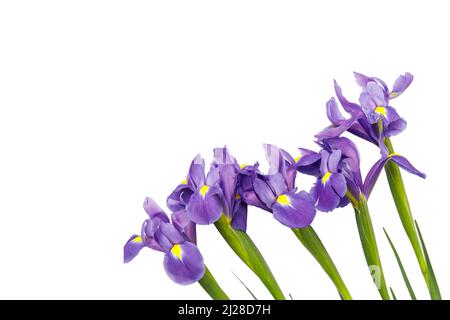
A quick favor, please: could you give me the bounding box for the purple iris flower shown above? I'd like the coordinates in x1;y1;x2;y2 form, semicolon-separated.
124;197;205;285
316;72;413;144
309;137;363;212
211;147;248;232
239;144;316;229
167;154;224;225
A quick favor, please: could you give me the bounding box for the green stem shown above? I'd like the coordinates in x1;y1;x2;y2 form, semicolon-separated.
350;192;390;300
198;267;229;300
214;214;286;300
384;138;441;299
292;226;352;300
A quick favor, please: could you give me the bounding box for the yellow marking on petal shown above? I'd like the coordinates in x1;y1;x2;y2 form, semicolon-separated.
388;153;401;158
240;163;249;169
322;172;332;185
375;106;387;117
180;179;187;185
132;236;142;243
294;155;303;163
200;185;210;197
171;244;182;260
389;92;399;98
276;194;291;206
235;193;241;200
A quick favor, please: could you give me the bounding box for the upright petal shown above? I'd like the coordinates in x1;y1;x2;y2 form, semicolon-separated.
390;72;413;98
163;242;205;285
154;222;185;251
124;235;145;263
143;197;168;219
188;154;206;189
272;191;316;228
334;80;362;114
326;97;345;125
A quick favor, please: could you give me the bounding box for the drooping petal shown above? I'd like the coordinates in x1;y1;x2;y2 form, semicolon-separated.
253;177;276;208
186;185;223;225
390;72;413;99
188;154;206;189
124;234;145;263
391;155;426;179
315;176;341;212
231;198;248;232
272;191;316;228
316;117;357;141
163;242;205;285
330;172;347;197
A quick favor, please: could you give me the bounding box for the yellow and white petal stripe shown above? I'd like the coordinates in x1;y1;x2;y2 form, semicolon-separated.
171;244;183;260
321;172;332;185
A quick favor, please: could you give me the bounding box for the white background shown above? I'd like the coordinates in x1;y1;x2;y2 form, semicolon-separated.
1;1;449;300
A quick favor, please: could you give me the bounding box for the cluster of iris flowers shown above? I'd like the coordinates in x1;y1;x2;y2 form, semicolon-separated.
124;72;441;300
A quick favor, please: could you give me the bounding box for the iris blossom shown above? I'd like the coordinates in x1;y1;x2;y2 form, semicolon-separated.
239;144;316;229
124;197;205;285
315;73;425;197
316;72;413;145
167;155;224;225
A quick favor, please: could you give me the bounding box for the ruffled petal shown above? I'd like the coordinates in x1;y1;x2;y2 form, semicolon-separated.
272;191;317;228
163;242;205;285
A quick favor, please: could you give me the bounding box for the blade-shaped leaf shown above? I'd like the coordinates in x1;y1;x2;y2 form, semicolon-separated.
383;228;417;300
390;287;397;300
415;220;442;299
232;272;257;300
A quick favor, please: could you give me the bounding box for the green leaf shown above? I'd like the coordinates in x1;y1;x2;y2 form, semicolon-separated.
198;267;229;300
292;226;352;300
214;214;286;300
352;194;390;300
390;287;397;300
383;138;441;299
383;228;417;300
232;272;257;300
415;220;442;299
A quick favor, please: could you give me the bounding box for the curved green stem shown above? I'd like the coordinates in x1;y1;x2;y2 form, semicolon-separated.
350;192;390;300
198;267;229;300
384;138;441;299
214;214;286;300
292;226;352;300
